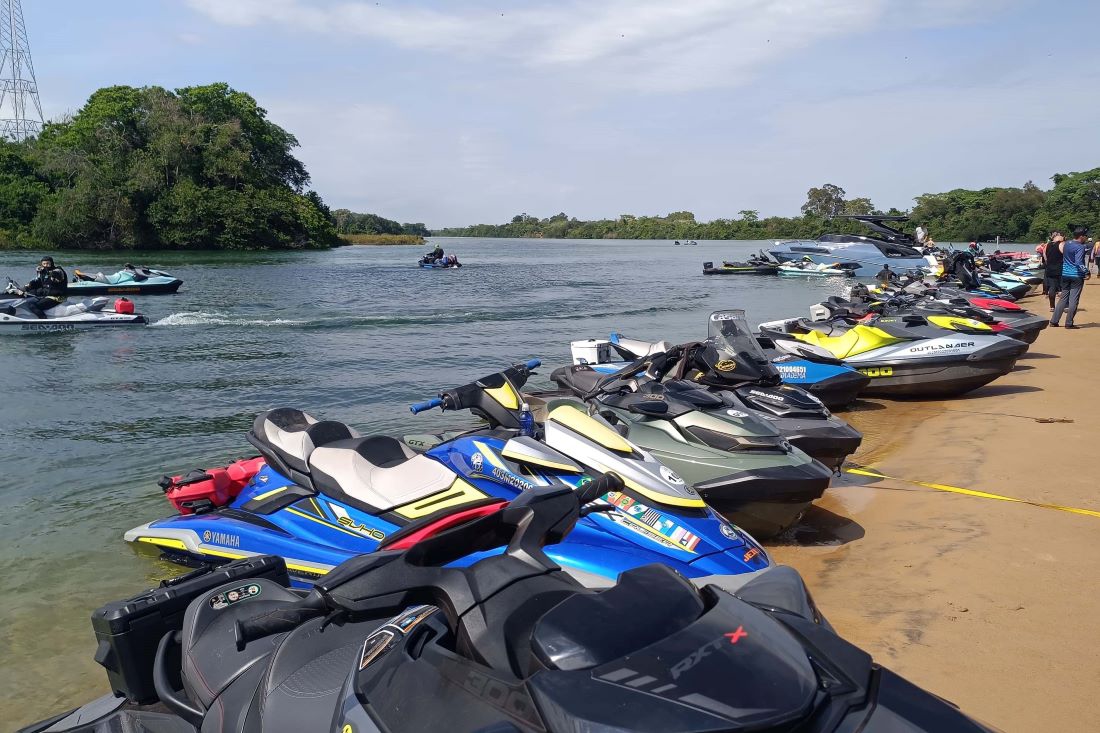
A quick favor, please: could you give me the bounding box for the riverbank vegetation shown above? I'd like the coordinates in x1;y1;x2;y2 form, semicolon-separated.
0;83;406;252
339;233;425;245
434;169;1100;243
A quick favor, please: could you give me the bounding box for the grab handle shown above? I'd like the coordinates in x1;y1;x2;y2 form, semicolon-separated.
409;397;444;415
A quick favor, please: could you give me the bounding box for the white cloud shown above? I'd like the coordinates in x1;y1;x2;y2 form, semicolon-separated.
185;0;1013;93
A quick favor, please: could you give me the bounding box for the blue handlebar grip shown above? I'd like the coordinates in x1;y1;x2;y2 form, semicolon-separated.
524;359;541;369
409;397;443;414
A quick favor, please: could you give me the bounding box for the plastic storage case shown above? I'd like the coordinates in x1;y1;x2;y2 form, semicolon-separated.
91;555;291;703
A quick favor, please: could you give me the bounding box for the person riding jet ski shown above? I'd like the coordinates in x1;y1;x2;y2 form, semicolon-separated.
23;256;68;318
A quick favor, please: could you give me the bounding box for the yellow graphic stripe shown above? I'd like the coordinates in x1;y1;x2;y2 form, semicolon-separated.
847;467;1100;519
547;405;634;454
136;536;186;550
251;486;287;502
485;382;519;409
394;479;488;519
285;507;367;539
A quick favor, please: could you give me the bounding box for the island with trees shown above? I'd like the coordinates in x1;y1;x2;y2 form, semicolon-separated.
0;83;412;251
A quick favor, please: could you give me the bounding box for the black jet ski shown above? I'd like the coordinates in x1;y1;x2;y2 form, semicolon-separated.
703;251;779;275
601;311;864;472
22;485;998;733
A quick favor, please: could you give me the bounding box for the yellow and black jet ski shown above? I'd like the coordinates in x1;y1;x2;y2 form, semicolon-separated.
758;313;1027;398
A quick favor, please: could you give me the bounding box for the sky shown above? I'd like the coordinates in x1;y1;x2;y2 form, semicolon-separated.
16;0;1100;227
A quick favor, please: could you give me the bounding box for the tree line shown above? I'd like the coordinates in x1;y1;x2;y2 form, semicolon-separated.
434;171;1100;243
0;83;406;251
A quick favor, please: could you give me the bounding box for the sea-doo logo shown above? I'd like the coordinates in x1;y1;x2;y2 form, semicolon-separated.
714;359;737;372
858;366;894;377
202;530;240;548
492;467;534;491
21;323;76;332
659;465;685;485
725;409;749;418
642;393;665;401
470;452;483;471
749;390;785;402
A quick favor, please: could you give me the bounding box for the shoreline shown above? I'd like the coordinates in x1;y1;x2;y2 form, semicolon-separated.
769;279;1100;731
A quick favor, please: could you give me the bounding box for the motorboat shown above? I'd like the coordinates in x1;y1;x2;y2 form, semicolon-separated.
769;215;936;277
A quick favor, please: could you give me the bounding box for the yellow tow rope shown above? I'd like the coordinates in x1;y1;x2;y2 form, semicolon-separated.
846;467;1100;519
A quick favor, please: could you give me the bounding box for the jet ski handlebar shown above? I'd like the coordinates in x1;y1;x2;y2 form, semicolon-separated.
409;359;542;414
233;474;624;650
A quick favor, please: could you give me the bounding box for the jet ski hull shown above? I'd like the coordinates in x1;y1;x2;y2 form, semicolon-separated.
702;261;778;275
761;357;871;409
0;314;148;334
690;461;834;538
66;279;181;295
847;336;1026;397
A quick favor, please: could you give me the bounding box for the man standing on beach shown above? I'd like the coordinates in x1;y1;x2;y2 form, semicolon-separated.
1041;232;1064;311
1051;227;1091;329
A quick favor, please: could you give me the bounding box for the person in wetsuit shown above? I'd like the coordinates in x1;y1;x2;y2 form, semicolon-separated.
875;264;896;286
23;256;68;318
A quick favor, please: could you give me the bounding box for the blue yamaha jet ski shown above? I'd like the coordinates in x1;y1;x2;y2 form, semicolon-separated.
126;360;769;587
69;264;182;295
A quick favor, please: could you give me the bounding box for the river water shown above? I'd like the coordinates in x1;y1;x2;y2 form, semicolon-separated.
0;237;958;725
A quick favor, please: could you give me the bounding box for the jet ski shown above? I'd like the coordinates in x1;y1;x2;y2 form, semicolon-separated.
702;253;779;275
760;313;1028;398
68;264;182;295
569;312;864;471
871;281;1048;343
814;294;1034;344
0;278;147;334
573;329;869;410
418;253;462;269
22;487;998;733
126;360;769;587
543;366;834;538
776;260;859;277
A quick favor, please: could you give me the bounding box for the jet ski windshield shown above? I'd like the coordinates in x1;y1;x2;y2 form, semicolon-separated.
705;310;782;384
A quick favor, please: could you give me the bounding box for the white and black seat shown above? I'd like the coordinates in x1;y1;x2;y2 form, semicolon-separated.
247;408;360;489
307;436;458;515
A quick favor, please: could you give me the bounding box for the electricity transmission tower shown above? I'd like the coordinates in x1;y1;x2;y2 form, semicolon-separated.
0;0;43;140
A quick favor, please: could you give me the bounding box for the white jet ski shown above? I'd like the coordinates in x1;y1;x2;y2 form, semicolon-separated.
0;277;148;335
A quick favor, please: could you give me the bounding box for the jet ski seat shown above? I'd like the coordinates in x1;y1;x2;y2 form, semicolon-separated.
247;408;360;488
612;336;673;359
308;436;458;514
550;364;608;395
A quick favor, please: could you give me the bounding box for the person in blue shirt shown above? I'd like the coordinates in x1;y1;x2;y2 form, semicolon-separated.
1051;227;1091;329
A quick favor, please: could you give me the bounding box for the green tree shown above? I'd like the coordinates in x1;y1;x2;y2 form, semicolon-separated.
801;184;847;217
1028;168;1100;239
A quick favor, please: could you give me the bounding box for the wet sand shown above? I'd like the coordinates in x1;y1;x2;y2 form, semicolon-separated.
771;281;1100;732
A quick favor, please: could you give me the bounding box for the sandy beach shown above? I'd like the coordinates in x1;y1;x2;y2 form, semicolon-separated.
771;280;1100;732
